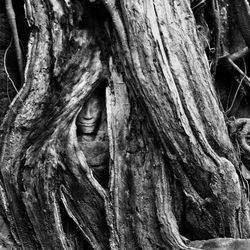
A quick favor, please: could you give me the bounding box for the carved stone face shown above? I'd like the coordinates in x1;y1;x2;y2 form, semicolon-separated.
76;89;104;134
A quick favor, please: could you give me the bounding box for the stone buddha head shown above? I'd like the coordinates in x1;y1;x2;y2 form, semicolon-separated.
76;85;105;134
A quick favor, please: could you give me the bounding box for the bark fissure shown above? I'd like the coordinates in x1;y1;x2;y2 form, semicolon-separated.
1;0;250;249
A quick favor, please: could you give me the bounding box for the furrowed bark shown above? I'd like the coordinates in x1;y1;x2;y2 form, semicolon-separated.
0;0;52;248
1;0;109;248
105;0;250;241
1;0;250;249
106;62;187;249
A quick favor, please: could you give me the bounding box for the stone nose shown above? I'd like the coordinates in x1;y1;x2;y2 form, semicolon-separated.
83;115;93;120
82;107;93;120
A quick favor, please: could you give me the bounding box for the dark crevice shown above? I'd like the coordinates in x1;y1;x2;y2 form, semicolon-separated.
59;199;93;250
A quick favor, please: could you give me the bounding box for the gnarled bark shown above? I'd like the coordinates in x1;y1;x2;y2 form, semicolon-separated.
0;0;250;250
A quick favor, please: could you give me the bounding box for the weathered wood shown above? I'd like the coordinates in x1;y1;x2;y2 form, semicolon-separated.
106;0;250;240
0;0;250;249
190;238;250;250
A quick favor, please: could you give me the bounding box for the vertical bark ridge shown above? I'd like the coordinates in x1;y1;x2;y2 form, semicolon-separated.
1;0;110;248
106;64;188;249
105;0;249;240
0;0;249;249
0;0;53;248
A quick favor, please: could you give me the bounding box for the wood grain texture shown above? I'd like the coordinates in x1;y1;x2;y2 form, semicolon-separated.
0;0;249;249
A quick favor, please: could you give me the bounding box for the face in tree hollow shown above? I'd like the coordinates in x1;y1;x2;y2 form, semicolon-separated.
76;87;104;134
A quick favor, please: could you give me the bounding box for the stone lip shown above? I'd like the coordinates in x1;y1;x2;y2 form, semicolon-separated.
76;121;98;134
77;121;96;127
189;238;250;250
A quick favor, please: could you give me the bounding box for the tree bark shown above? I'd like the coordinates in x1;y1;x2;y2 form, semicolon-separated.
107;0;250;241
0;0;250;249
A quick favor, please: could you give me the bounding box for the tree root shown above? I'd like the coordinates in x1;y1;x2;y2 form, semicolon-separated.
5;0;24;84
229;118;250;168
234;119;250;157
228;47;249;62
3;37;19;96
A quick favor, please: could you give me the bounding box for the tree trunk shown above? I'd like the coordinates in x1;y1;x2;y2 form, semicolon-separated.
0;0;250;249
